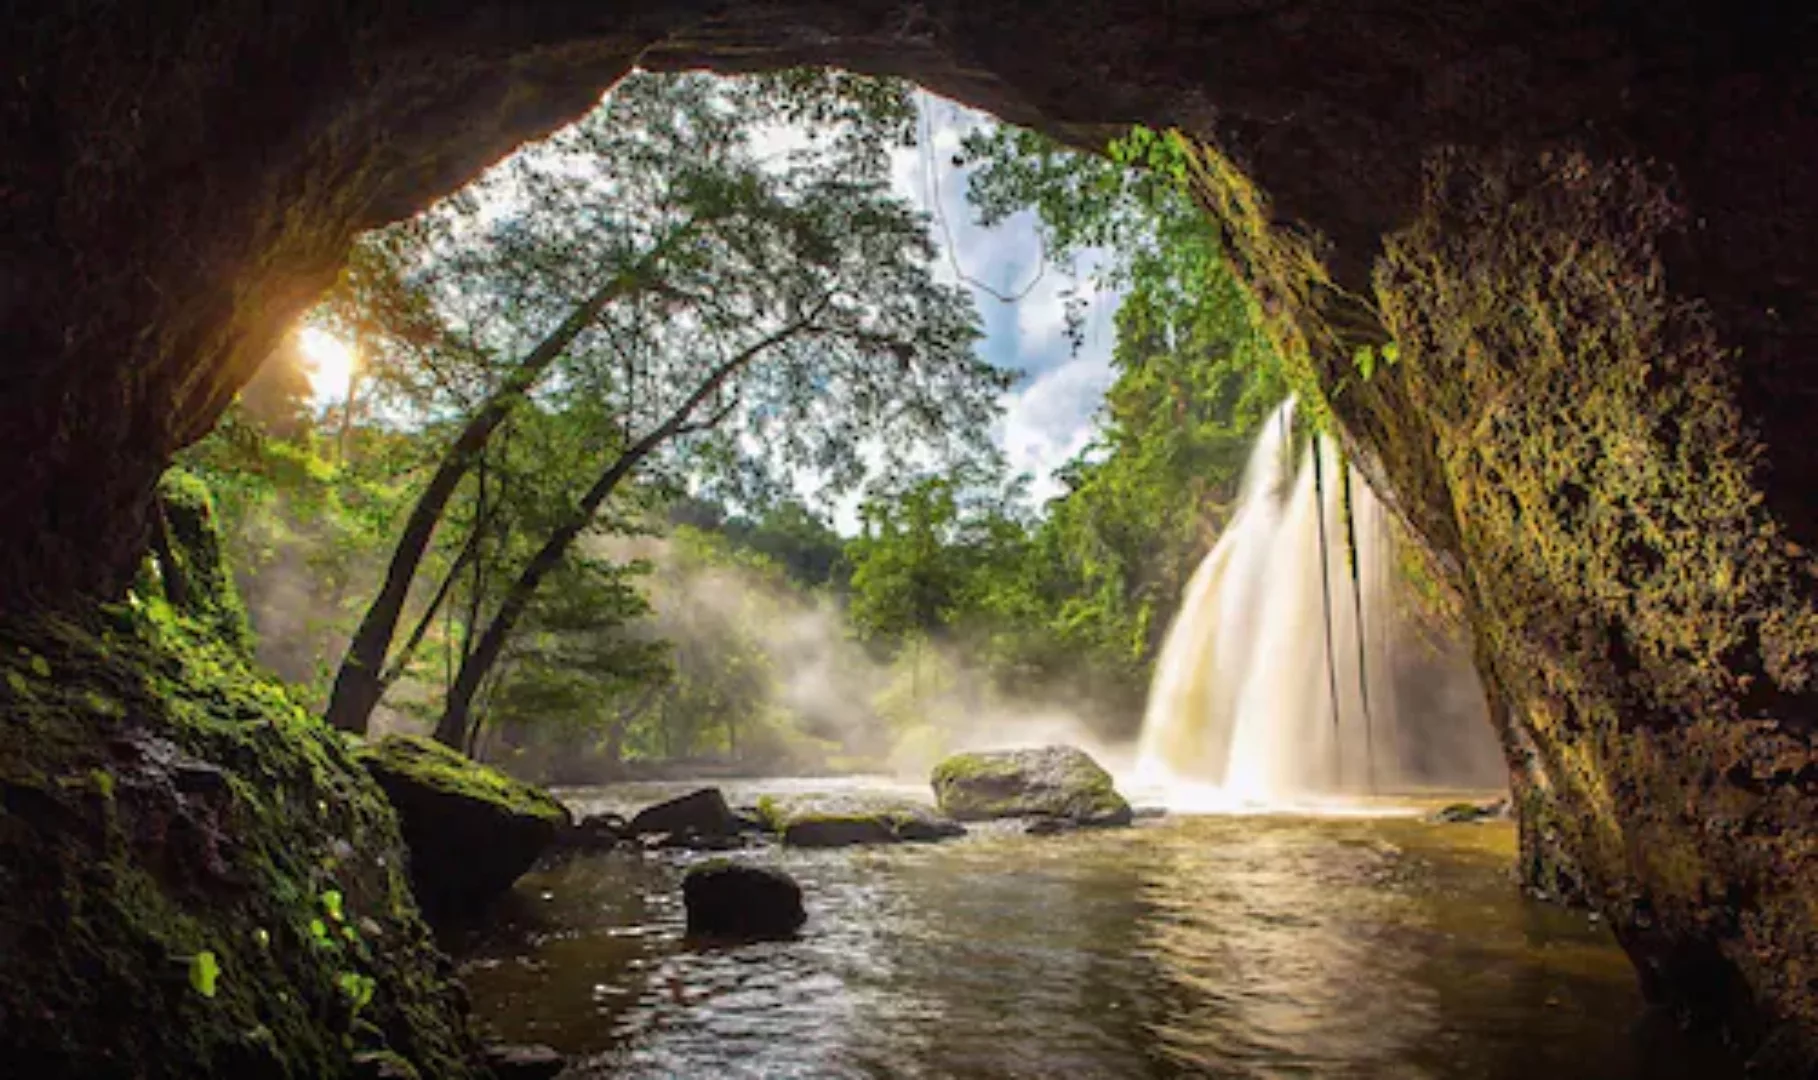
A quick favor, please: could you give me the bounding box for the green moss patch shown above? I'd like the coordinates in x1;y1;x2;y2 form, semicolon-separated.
754;793;964;847
0;470;478;1078
355;736;569;921
930;746;1131;825
355;735;567;827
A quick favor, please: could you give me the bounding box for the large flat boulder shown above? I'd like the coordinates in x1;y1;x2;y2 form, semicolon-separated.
931;746;1132;827
357;735;570;920
755;793;966;848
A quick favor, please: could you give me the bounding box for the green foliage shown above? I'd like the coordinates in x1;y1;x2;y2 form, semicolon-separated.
188;950;221;999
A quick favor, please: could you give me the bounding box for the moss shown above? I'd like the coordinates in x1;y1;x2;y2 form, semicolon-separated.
1345;147;1818;1051
753;793;962;846
354;735;567;827
0;477;478;1077
930;748;1130;823
150;469;253;654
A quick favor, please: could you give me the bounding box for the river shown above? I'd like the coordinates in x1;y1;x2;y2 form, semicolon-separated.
454;778;1737;1079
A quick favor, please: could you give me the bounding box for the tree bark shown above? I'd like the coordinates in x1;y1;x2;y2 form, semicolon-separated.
433;309;822;748
324;266;650;732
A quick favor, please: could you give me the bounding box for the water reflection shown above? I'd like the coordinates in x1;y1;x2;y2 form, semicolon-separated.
456;785;1738;1079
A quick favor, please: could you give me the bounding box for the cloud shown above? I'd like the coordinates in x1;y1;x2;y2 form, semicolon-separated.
887;91;1119;505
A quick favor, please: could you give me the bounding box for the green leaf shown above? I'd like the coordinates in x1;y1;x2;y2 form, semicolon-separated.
321;889;345;923
189;950;221;998
337;971;376;1011
27;655;49;679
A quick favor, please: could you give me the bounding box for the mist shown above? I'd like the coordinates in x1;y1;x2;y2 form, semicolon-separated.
592;531;1129;781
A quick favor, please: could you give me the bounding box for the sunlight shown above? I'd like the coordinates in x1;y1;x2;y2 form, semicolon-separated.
298;326;357;402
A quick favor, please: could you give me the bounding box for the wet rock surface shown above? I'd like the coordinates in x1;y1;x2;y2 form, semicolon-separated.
931;746;1133;827
481;1042;567;1079
682;860;806;940
357;735;571;921
1429;799;1511;824
626;787;740;840
756;793;966;847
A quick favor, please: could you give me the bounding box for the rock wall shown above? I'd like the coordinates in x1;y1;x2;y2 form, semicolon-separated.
0;474;479;1078
7;0;1818;1066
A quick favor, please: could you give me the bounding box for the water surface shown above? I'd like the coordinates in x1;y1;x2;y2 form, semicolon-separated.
457;778;1736;1079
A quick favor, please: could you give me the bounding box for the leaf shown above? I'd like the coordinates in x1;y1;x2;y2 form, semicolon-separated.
190;950;221;998
320;889;344;923
27;655;49;679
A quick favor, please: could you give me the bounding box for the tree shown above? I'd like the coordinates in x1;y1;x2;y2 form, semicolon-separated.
322;71;1005;740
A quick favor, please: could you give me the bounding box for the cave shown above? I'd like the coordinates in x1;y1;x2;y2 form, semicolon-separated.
7;0;1818;1072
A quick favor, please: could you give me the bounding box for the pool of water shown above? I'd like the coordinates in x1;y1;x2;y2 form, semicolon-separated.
454;778;1738;1079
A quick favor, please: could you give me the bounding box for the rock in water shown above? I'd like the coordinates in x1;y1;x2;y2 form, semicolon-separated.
931;746;1133;827
357;735;571;920
755;793;966;847
682;861;806;939
481;1043;566;1079
562;811;628;851
627;787;740;839
1429;798;1511;824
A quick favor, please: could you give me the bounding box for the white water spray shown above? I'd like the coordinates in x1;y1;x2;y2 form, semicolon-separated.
1136;398;1491;810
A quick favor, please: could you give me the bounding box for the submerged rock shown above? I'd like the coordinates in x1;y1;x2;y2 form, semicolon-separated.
756;793;966;847
931;746;1133;827
481;1042;566;1079
1429;798;1511;824
627;787;740;839
357;735;571;920
682;861;806;939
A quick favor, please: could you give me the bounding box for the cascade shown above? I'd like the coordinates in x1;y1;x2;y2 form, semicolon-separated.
1135;398;1496;809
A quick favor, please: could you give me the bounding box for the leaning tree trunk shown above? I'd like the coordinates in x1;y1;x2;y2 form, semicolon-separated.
324;268;648;733
433;313;818;748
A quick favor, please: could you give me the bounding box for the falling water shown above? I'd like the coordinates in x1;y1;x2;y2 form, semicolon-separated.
1136;398;1493;809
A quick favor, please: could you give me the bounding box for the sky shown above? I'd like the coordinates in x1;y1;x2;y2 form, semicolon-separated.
888;92;1118;507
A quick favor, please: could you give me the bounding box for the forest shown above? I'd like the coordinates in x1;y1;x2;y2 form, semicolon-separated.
178;70;1294;784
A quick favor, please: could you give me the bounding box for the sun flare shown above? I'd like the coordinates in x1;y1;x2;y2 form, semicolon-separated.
298;326;357;402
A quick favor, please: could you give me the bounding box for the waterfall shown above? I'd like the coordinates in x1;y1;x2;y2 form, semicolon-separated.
1136;397;1486;809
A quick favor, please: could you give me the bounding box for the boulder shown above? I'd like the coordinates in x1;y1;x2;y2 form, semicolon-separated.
356;735;571;920
627;787;739;839
755;794;965;848
931;746;1132;827
561;811;628;852
682;861;806;940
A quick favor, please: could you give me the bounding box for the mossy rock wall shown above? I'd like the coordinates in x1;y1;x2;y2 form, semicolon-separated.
1188;136;1818;1064
0;487;478;1076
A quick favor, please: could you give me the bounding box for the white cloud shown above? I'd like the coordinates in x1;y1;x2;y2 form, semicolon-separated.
886;91;1119;507
1000;351;1115;501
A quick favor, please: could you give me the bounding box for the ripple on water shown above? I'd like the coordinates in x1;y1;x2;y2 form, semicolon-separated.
455;783;1741;1080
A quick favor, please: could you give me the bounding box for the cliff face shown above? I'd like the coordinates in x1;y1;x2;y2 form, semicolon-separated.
6;0;1817;1066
